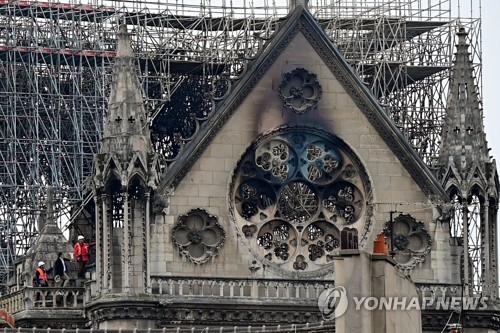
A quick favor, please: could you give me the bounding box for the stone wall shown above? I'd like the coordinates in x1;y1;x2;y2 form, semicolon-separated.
155;31;452;284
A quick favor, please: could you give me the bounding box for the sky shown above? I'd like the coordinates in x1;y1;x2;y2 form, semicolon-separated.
481;1;500;158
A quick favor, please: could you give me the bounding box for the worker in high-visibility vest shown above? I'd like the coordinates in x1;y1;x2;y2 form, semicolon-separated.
74;235;95;279
35;261;49;287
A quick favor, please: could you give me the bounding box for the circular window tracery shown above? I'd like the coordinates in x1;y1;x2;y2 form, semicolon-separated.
255;139;297;182
172;208;226;264
230;127;372;277
301;141;342;184
236;179;276;222
278;181;318;223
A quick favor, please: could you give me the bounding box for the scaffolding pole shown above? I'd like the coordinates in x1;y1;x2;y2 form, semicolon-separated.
0;0;482;290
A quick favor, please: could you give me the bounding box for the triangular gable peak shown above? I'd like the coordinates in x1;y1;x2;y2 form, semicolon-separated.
157;6;447;202
126;153;150;179
103;155;123;174
441;162;488;199
441;165;461;192
465;164;487;188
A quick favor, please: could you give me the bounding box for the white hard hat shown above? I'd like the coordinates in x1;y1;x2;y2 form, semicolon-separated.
78;235;84;240
38;261;45;267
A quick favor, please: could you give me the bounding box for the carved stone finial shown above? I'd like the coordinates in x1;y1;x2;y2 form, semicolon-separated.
116;24;134;58
98;21;156;175
289;0;309;12
46;186;54;224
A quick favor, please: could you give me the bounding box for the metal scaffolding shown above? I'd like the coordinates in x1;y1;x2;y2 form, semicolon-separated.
0;0;482;288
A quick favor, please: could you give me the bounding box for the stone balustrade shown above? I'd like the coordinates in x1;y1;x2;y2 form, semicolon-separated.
415;282;464;302
0;287;85;314
150;276;334;302
0;289;24;314
415;282;478;311
0;277;334;314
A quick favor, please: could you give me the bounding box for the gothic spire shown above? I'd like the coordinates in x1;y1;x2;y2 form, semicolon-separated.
101;24;150;155
25;187;73;277
438;27;490;186
91;25;160;296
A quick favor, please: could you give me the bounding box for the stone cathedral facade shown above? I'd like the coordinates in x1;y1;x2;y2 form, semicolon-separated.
1;5;499;333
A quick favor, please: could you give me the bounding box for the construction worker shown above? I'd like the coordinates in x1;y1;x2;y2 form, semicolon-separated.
35;261;49;287
74;235;94;279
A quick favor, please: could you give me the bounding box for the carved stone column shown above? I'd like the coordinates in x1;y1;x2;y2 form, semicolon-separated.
95;193;102;295
489;202;498;299
123;192;130;294
482;203;491;296
102;194;110;292
462;202;470;296
145;192;151;293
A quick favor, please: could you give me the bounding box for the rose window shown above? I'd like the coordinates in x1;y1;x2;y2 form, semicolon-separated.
230;127;371;277
278;182;318;223
255;139;297;182
172;208;226;264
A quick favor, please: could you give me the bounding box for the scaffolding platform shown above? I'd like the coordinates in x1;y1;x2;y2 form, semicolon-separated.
0;0;483;292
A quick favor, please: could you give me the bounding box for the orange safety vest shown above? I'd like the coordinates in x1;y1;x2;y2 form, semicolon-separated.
36;268;47;281
74;242;90;261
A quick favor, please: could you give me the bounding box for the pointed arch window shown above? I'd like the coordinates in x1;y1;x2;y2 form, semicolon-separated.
128;176;148;224
128;176;146;201
106;176;124;229
449;193;483;295
111;194;124;228
449;194;463;239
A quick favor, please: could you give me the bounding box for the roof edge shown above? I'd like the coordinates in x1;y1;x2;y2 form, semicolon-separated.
158;7;449;203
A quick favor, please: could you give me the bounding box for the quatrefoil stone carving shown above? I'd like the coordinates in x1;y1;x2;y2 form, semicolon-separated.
279;68;322;114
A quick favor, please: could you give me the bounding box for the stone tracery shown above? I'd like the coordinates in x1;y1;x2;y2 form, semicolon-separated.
278;68;322;114
384;214;432;271
172;208;226;264
230;127;371;277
